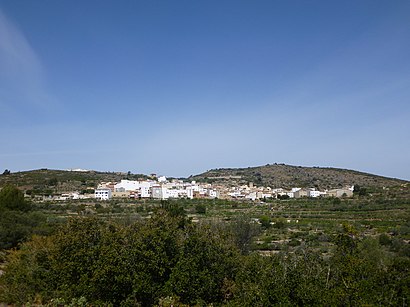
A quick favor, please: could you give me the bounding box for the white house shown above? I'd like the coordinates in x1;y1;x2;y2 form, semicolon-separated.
286;192;295;198
95;188;112;200
158;176;167;183
208;189;219;198
262;193;273;199
140;181;153;198
151;185;168;199
114;180;140;192
308;190;326;198
186;187;194;199
245;192;257;201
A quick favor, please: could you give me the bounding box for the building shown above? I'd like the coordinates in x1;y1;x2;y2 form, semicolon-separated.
95;188;112;200
112;191;130;198
140;181;153;198
114;180;140;192
97;182;116;191
308;189;326;198
327;188;353;198
208;189;219;198
151;185;168;199
294;189;308;198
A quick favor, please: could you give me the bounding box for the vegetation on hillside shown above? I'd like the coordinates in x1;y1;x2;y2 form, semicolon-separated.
0;169;150;196
0;206;409;306
0;173;408;306
1;165;407;197
0;185;55;250
190;163;407;189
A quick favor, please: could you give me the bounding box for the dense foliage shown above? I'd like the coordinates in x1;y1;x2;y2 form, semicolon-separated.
0;184;30;212
1;206;409;306
0;185;53;250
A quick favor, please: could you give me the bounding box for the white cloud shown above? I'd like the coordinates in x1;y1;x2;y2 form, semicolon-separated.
0;9;55;109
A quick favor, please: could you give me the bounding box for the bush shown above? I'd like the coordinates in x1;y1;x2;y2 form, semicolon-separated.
0;212;240;306
0;185;30;211
195;204;206;214
379;233;391;246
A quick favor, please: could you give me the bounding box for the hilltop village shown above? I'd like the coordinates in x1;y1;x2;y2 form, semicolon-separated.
85;176;354;201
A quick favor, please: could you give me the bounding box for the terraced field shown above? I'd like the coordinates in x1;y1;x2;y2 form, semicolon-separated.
32;184;410;255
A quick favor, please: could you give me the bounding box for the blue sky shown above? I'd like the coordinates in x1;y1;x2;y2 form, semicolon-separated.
0;1;409;180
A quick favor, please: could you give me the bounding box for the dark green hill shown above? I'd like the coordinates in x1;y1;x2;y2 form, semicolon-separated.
0;169;150;194
189;164;407;189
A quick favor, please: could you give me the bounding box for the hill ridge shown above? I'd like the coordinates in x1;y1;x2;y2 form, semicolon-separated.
189;163;407;189
0;164;407;192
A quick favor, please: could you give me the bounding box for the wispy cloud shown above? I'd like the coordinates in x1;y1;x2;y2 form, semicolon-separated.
0;9;55;109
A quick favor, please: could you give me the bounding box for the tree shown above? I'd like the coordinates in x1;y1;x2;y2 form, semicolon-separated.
231;254;293;306
50;218;132;304
0;211;48;250
1;215;409;306
160;201;186;218
195;204;206;214
0;185;51;250
47;178;58;187
0;235;55;304
164;224;239;305
230;216;261;255
353;185;367;196
0;185;30;212
259;215;272;229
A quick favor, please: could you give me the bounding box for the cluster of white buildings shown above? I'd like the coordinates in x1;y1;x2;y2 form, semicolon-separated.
95;177;219;200
224;185;354;200
93;176;354;201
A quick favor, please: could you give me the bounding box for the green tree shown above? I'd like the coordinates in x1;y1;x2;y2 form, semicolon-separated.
47;178;58;187
230;216;261;255
160;201;186;219
259;215;272;229
0;235;55;304
0;185;49;250
0;211;49;250
126;210;186;305
0;184;30;211
165;224;239;305
195;204;206;214
51;218;133;304
231;254;291;306
353;185;367;196
2;210;408;306
326;225;408;306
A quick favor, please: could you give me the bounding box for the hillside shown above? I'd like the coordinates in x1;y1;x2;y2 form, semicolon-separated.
189;164;407;189
0;165;407;194
0;169;150;193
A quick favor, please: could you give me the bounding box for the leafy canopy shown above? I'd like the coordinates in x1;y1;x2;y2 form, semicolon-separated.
0;184;30;211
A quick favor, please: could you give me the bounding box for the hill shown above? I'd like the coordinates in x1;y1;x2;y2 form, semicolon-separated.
189;164;407;189
1;165;407;194
0;169;150;194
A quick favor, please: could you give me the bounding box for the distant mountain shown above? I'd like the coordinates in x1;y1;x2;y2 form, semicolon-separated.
189;164;407;189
